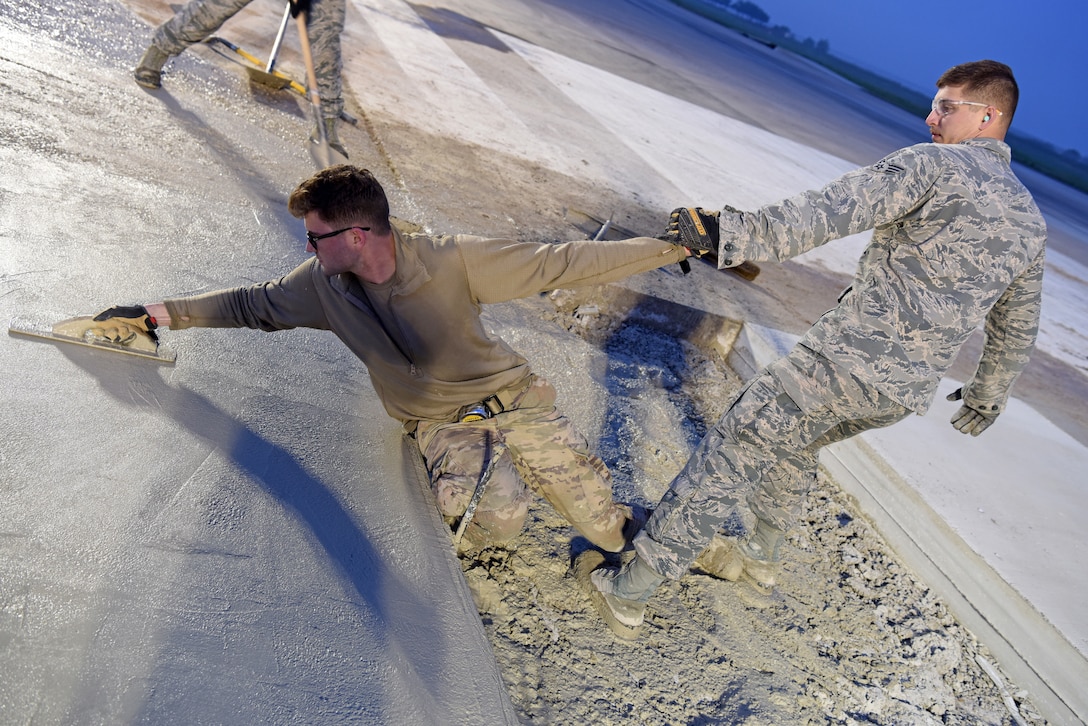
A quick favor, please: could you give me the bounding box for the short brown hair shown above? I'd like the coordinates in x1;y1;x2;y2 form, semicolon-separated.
288;165;392;234
937;60;1018;124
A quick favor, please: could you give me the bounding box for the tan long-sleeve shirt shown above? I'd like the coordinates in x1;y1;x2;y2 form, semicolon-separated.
165;230;685;425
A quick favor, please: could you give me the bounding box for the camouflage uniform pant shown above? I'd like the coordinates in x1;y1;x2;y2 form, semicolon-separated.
151;0;345;119
635;345;912;579
416;377;628;552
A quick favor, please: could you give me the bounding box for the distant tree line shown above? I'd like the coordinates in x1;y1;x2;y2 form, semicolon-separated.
708;0;831;54
676;0;1088;193
728;1;769;24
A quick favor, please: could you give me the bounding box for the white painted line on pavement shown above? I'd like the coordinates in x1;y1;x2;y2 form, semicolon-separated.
346;0;574;174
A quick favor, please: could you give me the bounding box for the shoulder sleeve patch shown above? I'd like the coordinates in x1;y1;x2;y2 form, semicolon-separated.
872;159;906;174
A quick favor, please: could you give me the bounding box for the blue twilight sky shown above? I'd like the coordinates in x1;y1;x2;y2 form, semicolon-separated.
748;0;1088;157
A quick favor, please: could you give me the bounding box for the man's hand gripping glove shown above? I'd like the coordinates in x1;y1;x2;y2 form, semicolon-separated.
289;0;311;18
92;305;159;345
946;387;999;437
662;207;720;258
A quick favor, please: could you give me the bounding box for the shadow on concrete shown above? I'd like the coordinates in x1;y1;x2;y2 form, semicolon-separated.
56;341;453;716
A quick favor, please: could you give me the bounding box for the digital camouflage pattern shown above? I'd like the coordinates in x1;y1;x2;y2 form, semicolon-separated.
717;138;1046;415
151;0;345;119
636;345;911;579
637;138;1046;581
418;377;628;552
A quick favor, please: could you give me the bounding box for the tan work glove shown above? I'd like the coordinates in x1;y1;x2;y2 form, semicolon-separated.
92;305;159;343
947;387;999;437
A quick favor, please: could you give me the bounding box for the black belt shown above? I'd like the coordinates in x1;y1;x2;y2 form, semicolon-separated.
403;379;533;436
458;393;506;422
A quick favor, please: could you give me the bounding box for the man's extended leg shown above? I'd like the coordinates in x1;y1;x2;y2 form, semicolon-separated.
636;370;824;579
702;405;909;593
135;0;253;88
578;370;832;635
418;421;530;552
307;0;347;155
498;377;631;553
583;347;911;635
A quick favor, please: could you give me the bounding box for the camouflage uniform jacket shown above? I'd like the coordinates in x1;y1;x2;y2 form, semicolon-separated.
717;138;1047;414
165;230;686;425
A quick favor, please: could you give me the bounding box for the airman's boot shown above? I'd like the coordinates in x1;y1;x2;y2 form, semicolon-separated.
695;519;784;595
134;44;170;89
576;551;665;640
311;117;348;158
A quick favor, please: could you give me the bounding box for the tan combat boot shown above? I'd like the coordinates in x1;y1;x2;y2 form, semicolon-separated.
311;117;348;158
695;519;784;595
134;44;170;89
576;550;665;640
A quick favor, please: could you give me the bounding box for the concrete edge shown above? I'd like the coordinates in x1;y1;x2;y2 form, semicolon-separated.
398;436;521;725
821;439;1087;726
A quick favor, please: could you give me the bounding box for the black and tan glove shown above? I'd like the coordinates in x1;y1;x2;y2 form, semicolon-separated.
946;388;999;437
92;305;159;344
661;207;720;257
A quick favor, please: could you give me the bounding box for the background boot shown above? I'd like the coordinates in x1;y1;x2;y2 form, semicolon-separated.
311;117;348;158
694;534;745;581
134;44;170;89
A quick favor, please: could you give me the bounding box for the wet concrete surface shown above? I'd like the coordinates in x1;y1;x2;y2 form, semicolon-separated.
1;1;518;722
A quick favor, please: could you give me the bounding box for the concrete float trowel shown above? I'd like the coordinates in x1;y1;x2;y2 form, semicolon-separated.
8;315;176;365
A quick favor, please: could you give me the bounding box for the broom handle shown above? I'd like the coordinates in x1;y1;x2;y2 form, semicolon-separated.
266;2;292;72
295;11;322;113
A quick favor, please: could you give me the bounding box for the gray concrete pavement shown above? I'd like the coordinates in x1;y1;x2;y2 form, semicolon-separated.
0;4;516;722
